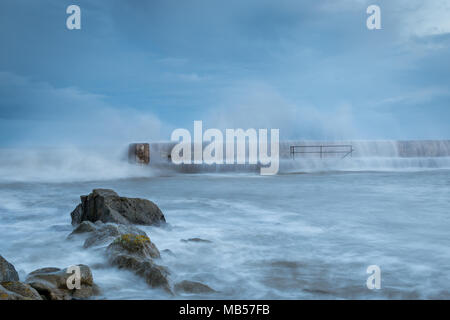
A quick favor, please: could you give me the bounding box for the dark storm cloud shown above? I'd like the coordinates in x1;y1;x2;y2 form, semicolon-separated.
0;0;449;146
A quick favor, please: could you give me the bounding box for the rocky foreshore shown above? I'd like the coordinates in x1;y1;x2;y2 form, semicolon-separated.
1;254;98;300
1;189;214;300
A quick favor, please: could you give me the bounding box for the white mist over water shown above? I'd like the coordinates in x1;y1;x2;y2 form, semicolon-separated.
1;140;450;183
0;147;159;183
0;144;449;299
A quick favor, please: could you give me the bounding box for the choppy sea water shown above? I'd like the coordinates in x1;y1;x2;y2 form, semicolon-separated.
0;149;449;299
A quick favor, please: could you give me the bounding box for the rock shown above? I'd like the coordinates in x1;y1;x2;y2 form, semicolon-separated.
161;249;176;257
113;256;170;289
85;224;146;248
0;284;23;300
85;224;147;248
70;189;166;226
69;221;148;248
70;203;84;226
0;255;19;282
174;280;216;294
25;264;99;300
0;281;42;300
181;238;212;243
108;234;161;259
70;221;98;235
107;234;171;292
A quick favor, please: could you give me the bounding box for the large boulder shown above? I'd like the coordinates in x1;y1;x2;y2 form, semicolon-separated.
106;234;171;292
0;255;19;282
25;264;99;300
70;189;166;226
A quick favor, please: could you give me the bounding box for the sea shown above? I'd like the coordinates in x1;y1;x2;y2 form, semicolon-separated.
0;144;449;299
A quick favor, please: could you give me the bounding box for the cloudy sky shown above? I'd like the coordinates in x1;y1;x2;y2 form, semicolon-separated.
0;0;449;146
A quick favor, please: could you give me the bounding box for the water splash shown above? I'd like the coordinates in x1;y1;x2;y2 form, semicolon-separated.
0;146;157;183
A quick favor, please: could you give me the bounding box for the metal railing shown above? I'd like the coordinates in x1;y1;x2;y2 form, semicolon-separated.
290;145;354;160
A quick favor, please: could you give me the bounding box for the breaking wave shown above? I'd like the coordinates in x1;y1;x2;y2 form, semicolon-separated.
1;140;449;182
0;147;156;183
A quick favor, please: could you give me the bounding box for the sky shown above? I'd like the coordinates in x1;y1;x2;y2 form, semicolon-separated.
0;0;449;147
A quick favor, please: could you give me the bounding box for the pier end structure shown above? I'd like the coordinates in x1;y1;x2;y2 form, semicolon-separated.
128;143;150;165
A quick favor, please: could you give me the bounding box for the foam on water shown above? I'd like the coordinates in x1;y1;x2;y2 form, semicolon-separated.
0;145;449;299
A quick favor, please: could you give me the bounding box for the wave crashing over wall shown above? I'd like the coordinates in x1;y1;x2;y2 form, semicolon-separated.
148;140;450;173
0;140;449;183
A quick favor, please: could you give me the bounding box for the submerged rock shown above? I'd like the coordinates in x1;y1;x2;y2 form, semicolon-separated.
25;264;99;300
70;189;166;226
0;255;19;282
161;249;176;257
70;221;98;234
69;221;147;248
107;234;171;292
174;280;216;294
181;238;212;243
